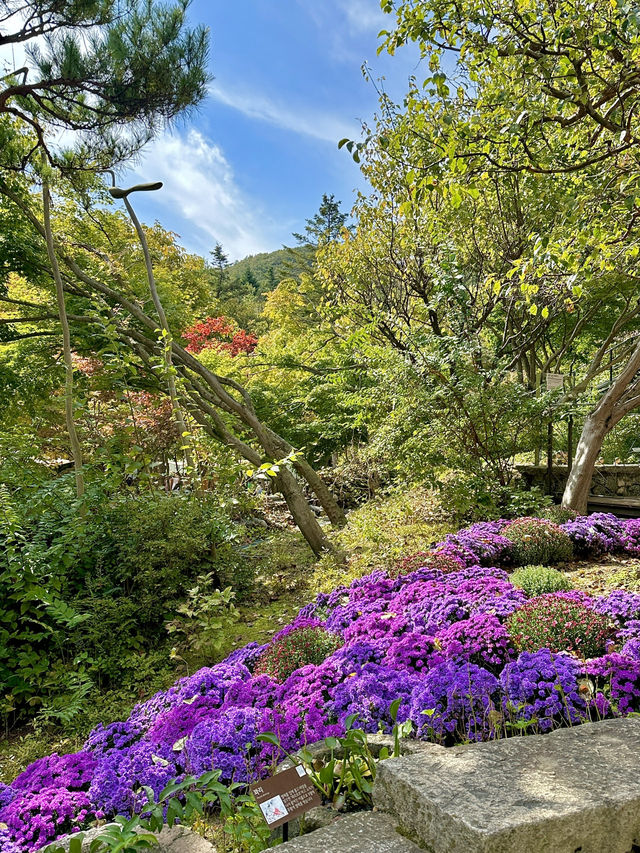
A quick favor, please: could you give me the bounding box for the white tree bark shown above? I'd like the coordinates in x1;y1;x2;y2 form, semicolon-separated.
562;338;640;512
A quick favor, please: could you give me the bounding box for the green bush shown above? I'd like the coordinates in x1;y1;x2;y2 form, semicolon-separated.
254;626;342;682
503;518;573;565
0;477;255;721
437;471;550;522
510;565;572;597
539;505;579;525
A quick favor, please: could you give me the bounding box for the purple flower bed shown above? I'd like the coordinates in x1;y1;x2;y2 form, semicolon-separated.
4;512;640;850
563;513;627;557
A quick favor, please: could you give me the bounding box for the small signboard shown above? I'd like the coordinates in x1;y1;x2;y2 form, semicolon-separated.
250;765;321;829
546;372;564;391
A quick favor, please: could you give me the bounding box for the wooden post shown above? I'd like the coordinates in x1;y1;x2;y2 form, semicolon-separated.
547;420;553;494
568;414;574;472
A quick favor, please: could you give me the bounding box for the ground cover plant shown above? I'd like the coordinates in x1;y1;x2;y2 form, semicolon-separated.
3;513;640;851
510;565;572;597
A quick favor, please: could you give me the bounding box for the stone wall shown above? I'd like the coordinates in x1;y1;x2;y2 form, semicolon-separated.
517;464;640;500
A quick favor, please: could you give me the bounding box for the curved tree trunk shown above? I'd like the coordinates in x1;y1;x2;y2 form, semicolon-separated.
561;413;608;514
42;180;84;499
293;457;347;528
562;338;640;513
180;390;334;557
273;467;334;557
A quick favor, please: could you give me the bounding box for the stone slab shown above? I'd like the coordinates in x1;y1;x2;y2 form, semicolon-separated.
39;825;216;853
263;811;424;852
374;717;640;853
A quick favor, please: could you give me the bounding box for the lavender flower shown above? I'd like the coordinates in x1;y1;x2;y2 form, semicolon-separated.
383;632;442;673
434;522;511;567
563;513;626;557
0;782;15;809
500;649;586;732
83;721;143;758
594;590;640;626
437;613;516;671
330;664;420;733
408;660;500;744
184;706;296;782
12;752;96;794
0;788;94;850
88;740;180;819
622;519;640;556
584;653;640;716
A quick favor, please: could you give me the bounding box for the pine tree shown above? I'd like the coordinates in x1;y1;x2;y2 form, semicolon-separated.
210;242;229;298
0;0;210;170
293;193;349;249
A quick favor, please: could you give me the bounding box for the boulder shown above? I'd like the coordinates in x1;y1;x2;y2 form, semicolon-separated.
374;717;640;853
263;811;423;852
39;825;216;853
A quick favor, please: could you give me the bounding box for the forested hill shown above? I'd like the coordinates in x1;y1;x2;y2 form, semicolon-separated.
227;247;305;291
212;245;310;329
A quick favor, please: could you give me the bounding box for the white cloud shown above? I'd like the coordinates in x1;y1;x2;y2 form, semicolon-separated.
336;0;387;34
126;129;277;261
300;0;387;62
209;83;360;144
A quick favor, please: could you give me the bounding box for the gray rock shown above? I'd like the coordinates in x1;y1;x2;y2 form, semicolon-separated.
154;826;217;853
263;811;424;852
276;804;341;841
39;825;216;853
374;717;640;853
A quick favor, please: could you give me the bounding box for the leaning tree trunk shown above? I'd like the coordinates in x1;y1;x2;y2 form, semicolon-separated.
176;384;335;557
562;337;640;513
274;467;334;557
42;179;84;499
262;426;347;527
561;411;609;514
294;457;347;528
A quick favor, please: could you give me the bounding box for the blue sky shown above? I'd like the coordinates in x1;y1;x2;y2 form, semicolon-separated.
122;0;423;261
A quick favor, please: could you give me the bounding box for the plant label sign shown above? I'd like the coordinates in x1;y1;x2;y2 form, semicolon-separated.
251;765;321;829
546;372;564;391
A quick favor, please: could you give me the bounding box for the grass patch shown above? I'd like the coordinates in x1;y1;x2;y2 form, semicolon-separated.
312;484;452;594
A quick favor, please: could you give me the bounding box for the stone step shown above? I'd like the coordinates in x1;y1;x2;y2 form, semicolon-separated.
374;717;640;853
40;825;217;853
263;811;424;852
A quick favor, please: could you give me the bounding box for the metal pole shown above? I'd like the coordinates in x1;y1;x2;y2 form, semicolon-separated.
283;822;289;843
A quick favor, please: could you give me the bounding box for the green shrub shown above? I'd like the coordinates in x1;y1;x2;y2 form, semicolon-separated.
503;518;573;565
507;594;613;658
0;477;255;720
539;505;579;525
510;565;572;597
254;626;342;682
166;576;239;669
437;472;551;523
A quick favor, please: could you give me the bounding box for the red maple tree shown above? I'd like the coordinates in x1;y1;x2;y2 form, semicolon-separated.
182;316;258;356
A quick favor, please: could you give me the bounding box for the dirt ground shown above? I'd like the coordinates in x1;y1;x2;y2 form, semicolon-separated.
561;554;640;596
